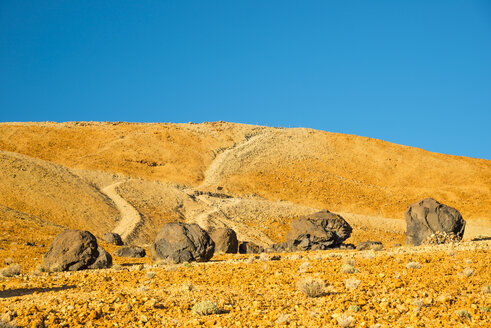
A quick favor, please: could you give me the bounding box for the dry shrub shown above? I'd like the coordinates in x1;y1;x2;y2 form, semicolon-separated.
297;277;325;298
406;261;421;269
275;313;290;325
455;309;471;319
337;314;354;327
192;301;220;315
0;264;21;277
341;264;359;274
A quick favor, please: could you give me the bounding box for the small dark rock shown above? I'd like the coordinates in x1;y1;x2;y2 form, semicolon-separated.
114;246;146;258
339;243;356;250
356;241;383;251
471;236;491;241
89;246;113;269
25;242;36;247
103;232;124;246
239;241;264;254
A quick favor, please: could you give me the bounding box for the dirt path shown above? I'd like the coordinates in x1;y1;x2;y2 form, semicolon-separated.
200;131;269;188
182;189;274;247
101;181;142;242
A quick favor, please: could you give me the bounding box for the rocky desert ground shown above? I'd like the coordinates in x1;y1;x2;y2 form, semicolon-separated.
0;121;489;327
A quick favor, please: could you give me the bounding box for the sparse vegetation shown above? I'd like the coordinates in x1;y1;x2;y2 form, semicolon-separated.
406;261;422;269
145;271;156;279
413;299;424;312
337;313;354;327
192;301;220;315
455;309;471;319
297;277;325;298
482;285;491;294
348;305;361;312
341;264;359;274
0;264;21;277
275;313;290;325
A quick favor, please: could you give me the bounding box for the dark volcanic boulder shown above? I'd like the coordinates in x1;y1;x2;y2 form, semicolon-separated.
405;198;466;246
43;230;112;271
150;222;215;263
88;246;113;269
103;232;124;246
287;210;352;251
114;246;146;258
210;227;238;253
238;241;264;254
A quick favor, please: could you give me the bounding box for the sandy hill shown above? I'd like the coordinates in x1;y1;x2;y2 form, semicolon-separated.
0;121;489;246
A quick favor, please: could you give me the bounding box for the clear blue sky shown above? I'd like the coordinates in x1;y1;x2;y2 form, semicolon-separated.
1;1;490;159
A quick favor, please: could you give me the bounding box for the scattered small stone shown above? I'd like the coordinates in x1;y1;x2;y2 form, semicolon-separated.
239;241;264;254
422;231;461;245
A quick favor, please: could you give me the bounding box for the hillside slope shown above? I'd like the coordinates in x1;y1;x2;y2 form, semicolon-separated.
0;121;489;225
0;151;120;233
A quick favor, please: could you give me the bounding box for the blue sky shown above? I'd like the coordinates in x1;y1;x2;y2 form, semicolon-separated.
1;1;490;159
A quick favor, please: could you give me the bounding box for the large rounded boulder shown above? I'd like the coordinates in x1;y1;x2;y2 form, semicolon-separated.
210;227;238;254
405;198;466;245
43;230;112;271
150;222;215;263
287;210;352;251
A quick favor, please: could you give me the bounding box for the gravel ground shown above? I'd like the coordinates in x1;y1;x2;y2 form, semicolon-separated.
0;240;489;327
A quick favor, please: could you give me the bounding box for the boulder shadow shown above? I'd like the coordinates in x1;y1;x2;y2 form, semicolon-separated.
0;285;75;298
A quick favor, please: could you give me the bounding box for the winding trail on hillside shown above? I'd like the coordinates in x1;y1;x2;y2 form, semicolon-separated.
101;181;142;242
200;130;269;187
193;195;274;247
